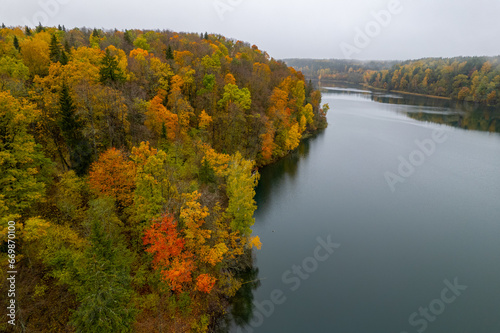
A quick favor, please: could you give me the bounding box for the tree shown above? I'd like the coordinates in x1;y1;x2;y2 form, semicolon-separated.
99;48;126;84
165;45;174;60
20;34;51;77
143;214;194;293
145;89;178;140
71;212;135;332
260;120;275;161
58;82;92;175
13;36;20;51
133;35;150;51
0;91;49;225
225;152;259;236
64;39;71;53
89;148;136;210
36;22;44;33
60;50;69;65
0;56;29;94
132;147;177;225
49;34;61;62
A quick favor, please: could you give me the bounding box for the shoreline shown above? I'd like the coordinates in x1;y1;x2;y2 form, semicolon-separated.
315;79;453;101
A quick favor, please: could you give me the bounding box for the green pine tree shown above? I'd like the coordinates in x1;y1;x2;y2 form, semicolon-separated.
36;22;44;33
70;204;135;333
59;82;92;175
49;34;61;62
13;36;20;51
99;48;126;84
25;26;31;36
165;45;174;60
60;50;69;65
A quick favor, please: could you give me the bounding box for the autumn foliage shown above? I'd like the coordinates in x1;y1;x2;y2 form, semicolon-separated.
0;25;325;332
143;215;194;293
89;148;136;208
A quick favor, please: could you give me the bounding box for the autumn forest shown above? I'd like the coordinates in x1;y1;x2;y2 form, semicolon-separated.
0;24;328;332
287;56;500;105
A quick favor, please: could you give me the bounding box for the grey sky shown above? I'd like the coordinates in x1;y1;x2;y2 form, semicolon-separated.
2;0;499;60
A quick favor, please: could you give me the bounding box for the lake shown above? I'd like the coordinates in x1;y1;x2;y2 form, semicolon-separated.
228;86;500;333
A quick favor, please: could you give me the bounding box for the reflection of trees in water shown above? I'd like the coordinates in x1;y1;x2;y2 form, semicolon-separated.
324;83;500;133
230;250;261;327
213;249;260;332
254;131;325;216
405;106;500;133
371;93;500;133
214;133;324;331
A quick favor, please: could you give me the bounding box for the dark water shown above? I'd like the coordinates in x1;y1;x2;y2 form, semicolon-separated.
229;87;500;333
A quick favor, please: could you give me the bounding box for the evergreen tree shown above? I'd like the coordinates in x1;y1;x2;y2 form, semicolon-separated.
25;26;31;36
165;44;174;60
92;28;100;38
49;34;61;62
1;23;5;29
124;29;134;45
36;22;44;33
59;83;79;136
70;208;135;333
13;36;20;51
60;50;69;65
204;32;209;40
99;48;125;84
59;82;92;175
58;24;62;30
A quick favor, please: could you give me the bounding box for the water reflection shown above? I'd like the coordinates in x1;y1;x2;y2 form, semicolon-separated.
226;84;500;333
254;130;324;217
216;250;260;333
322;84;500;133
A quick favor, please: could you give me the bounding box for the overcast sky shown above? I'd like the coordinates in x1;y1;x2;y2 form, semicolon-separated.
2;0;499;60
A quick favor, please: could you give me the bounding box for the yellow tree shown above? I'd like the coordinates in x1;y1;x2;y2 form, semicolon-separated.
145;89;178;140
167;75;194;137
20;33;51;77
132;147;177;226
88;148;136;210
0;91;49;230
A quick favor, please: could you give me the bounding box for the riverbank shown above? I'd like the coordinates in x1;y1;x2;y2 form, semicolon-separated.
362;84;452;100
315;79;453;101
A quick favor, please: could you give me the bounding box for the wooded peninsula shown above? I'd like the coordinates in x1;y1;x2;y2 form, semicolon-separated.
0;25;328;332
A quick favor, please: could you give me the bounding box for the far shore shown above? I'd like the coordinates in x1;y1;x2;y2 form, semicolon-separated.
314;79;453;101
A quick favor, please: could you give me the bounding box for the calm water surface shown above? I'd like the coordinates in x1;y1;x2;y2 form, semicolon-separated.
229;87;500;333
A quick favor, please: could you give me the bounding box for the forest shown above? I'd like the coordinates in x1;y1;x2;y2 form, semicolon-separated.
286;56;500;106
0;24;328;332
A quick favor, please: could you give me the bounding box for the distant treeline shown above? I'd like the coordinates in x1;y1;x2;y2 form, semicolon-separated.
286;56;500;106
